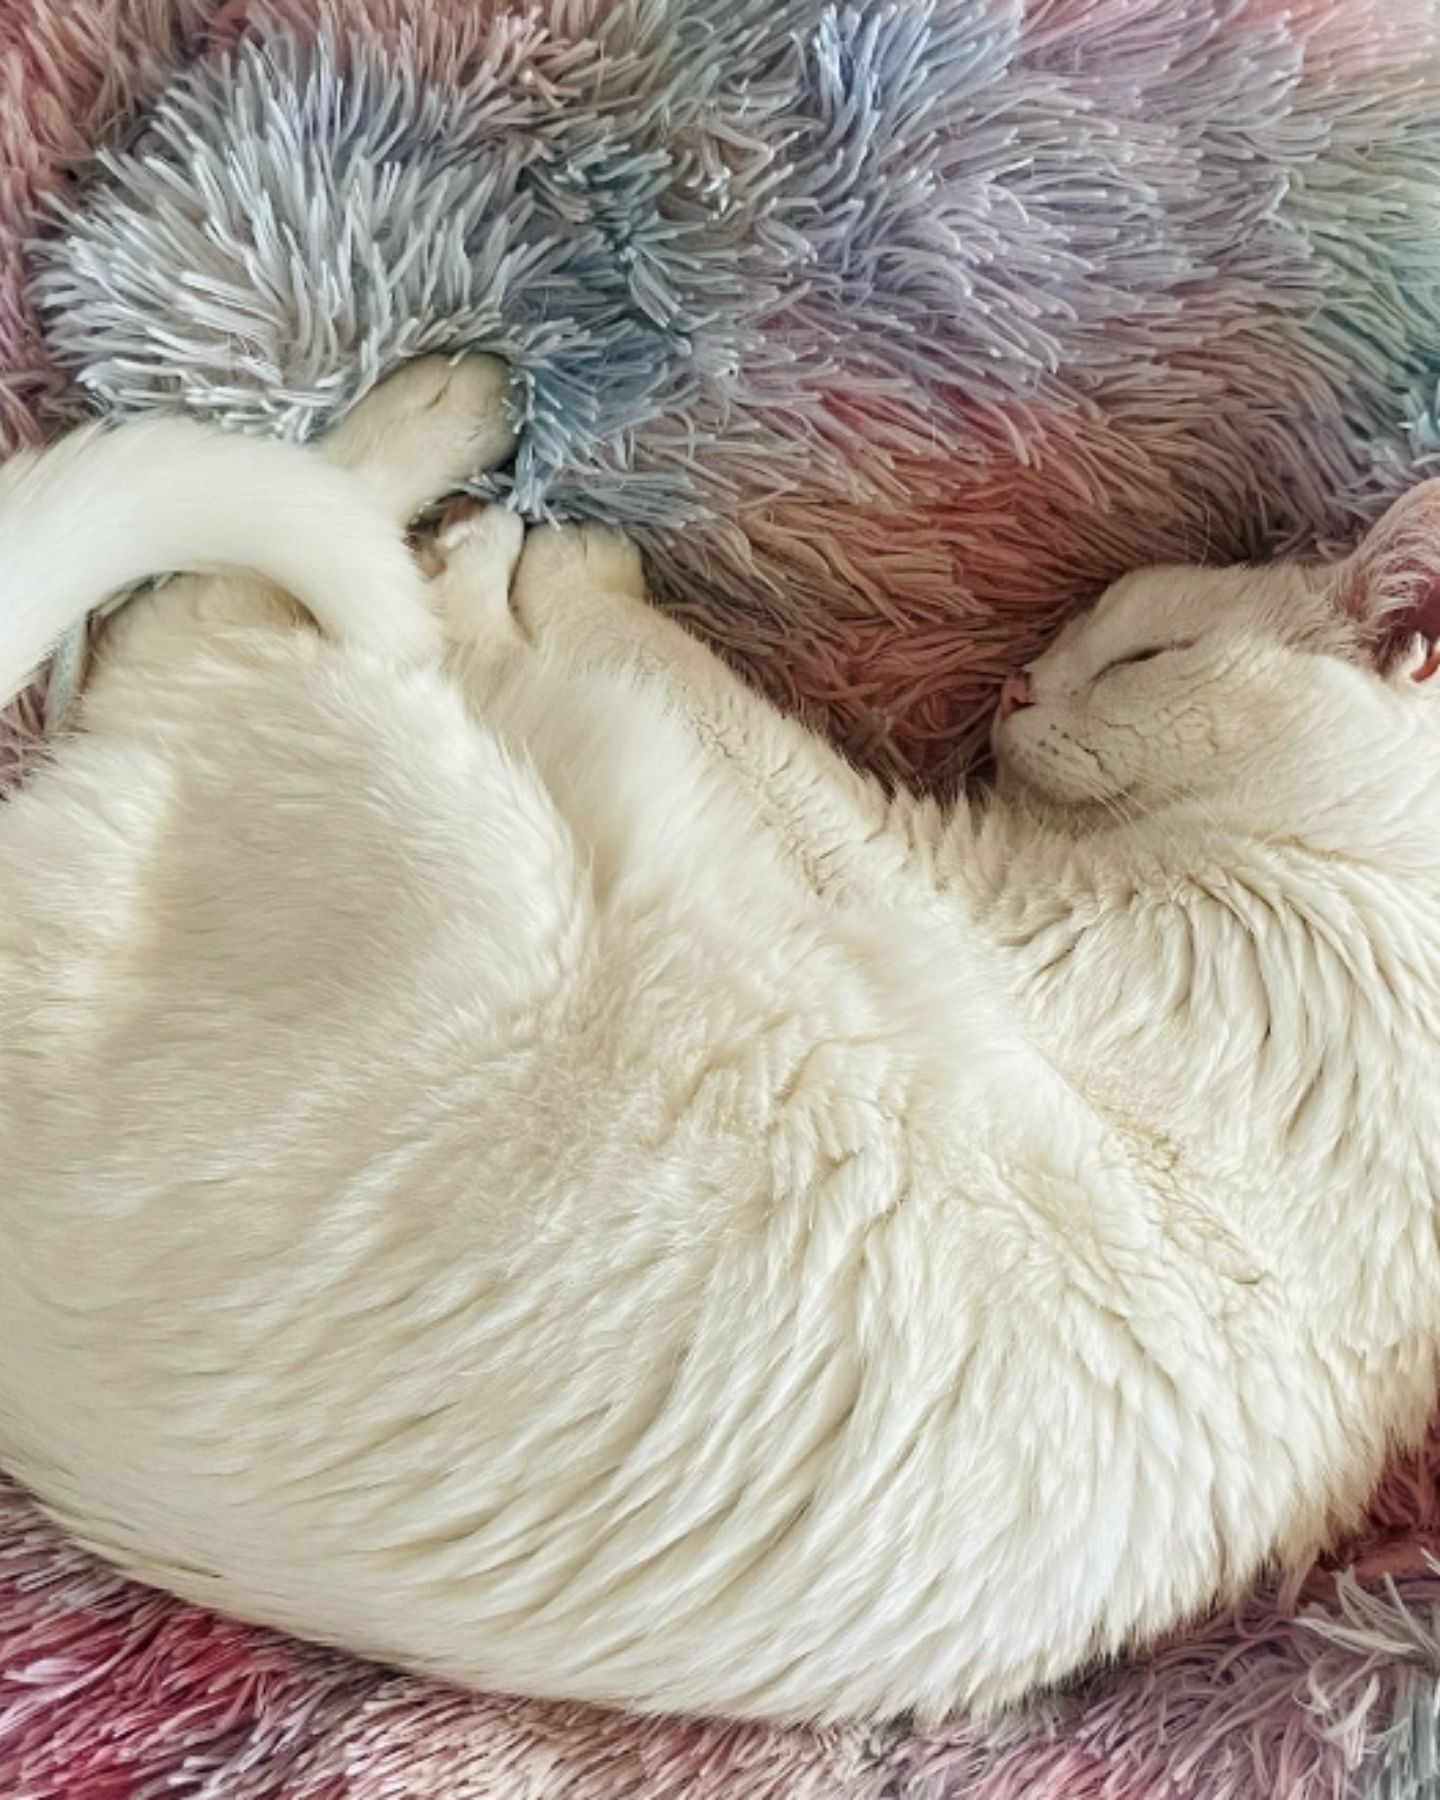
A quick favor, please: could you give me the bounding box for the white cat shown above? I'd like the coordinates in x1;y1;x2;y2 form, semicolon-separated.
0;354;1437;1725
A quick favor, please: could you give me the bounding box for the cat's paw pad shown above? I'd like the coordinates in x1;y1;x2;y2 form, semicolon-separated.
517;522;647;600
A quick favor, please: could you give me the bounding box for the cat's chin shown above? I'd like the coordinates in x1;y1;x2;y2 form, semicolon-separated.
989;724;1100;819
992;752;1068;813
990;758;1031;806
992;756;1137;831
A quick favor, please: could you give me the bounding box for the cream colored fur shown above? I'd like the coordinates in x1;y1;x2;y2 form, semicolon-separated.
0;356;1437;1724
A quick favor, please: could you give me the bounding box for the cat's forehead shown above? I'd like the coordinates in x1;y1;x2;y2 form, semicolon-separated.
1096;565;1255;628
1064;562;1312;657
1044;568;1207;663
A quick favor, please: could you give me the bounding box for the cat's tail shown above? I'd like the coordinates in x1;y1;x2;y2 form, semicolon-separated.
0;416;435;708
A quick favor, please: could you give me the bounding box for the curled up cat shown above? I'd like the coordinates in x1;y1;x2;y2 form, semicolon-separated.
1;354;1438;1725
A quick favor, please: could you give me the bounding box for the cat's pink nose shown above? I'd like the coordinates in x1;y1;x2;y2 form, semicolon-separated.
998;671;1034;721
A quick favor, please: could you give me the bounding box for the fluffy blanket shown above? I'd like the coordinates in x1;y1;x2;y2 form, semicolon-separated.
4;2;1440;1794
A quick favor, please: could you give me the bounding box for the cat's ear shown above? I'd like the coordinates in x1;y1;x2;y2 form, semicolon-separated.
1332;480;1440;681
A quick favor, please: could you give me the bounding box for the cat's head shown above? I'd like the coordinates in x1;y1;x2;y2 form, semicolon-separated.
992;481;1440;825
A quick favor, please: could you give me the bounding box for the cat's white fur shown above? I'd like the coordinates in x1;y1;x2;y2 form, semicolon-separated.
1;355;1437;1724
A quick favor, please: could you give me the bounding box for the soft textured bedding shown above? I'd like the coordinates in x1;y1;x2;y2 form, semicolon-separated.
3;3;1440;1794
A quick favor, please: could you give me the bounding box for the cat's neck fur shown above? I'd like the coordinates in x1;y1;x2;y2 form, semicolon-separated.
946;759;1440;1362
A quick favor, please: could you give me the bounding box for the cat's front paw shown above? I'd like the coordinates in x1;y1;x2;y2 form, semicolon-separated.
516;522;647;601
435;497;525;573
422;499;525;644
323;355;517;526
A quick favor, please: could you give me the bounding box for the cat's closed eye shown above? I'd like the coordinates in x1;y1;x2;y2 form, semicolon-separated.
1095;640;1195;679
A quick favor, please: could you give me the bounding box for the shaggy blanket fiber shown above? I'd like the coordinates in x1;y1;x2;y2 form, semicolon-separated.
6;1;1440;1794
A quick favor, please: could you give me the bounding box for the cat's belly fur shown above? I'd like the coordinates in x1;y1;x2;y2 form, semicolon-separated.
0;640;1383;1722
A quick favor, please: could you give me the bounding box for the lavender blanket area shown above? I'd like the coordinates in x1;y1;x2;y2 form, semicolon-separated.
4;2;1440;1794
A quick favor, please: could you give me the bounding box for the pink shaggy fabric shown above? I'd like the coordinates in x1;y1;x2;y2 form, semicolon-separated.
1;1449;1438;1797
5;3;1440;1797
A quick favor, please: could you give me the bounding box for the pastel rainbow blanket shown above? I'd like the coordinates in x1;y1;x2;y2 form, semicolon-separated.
5;2;1440;1795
